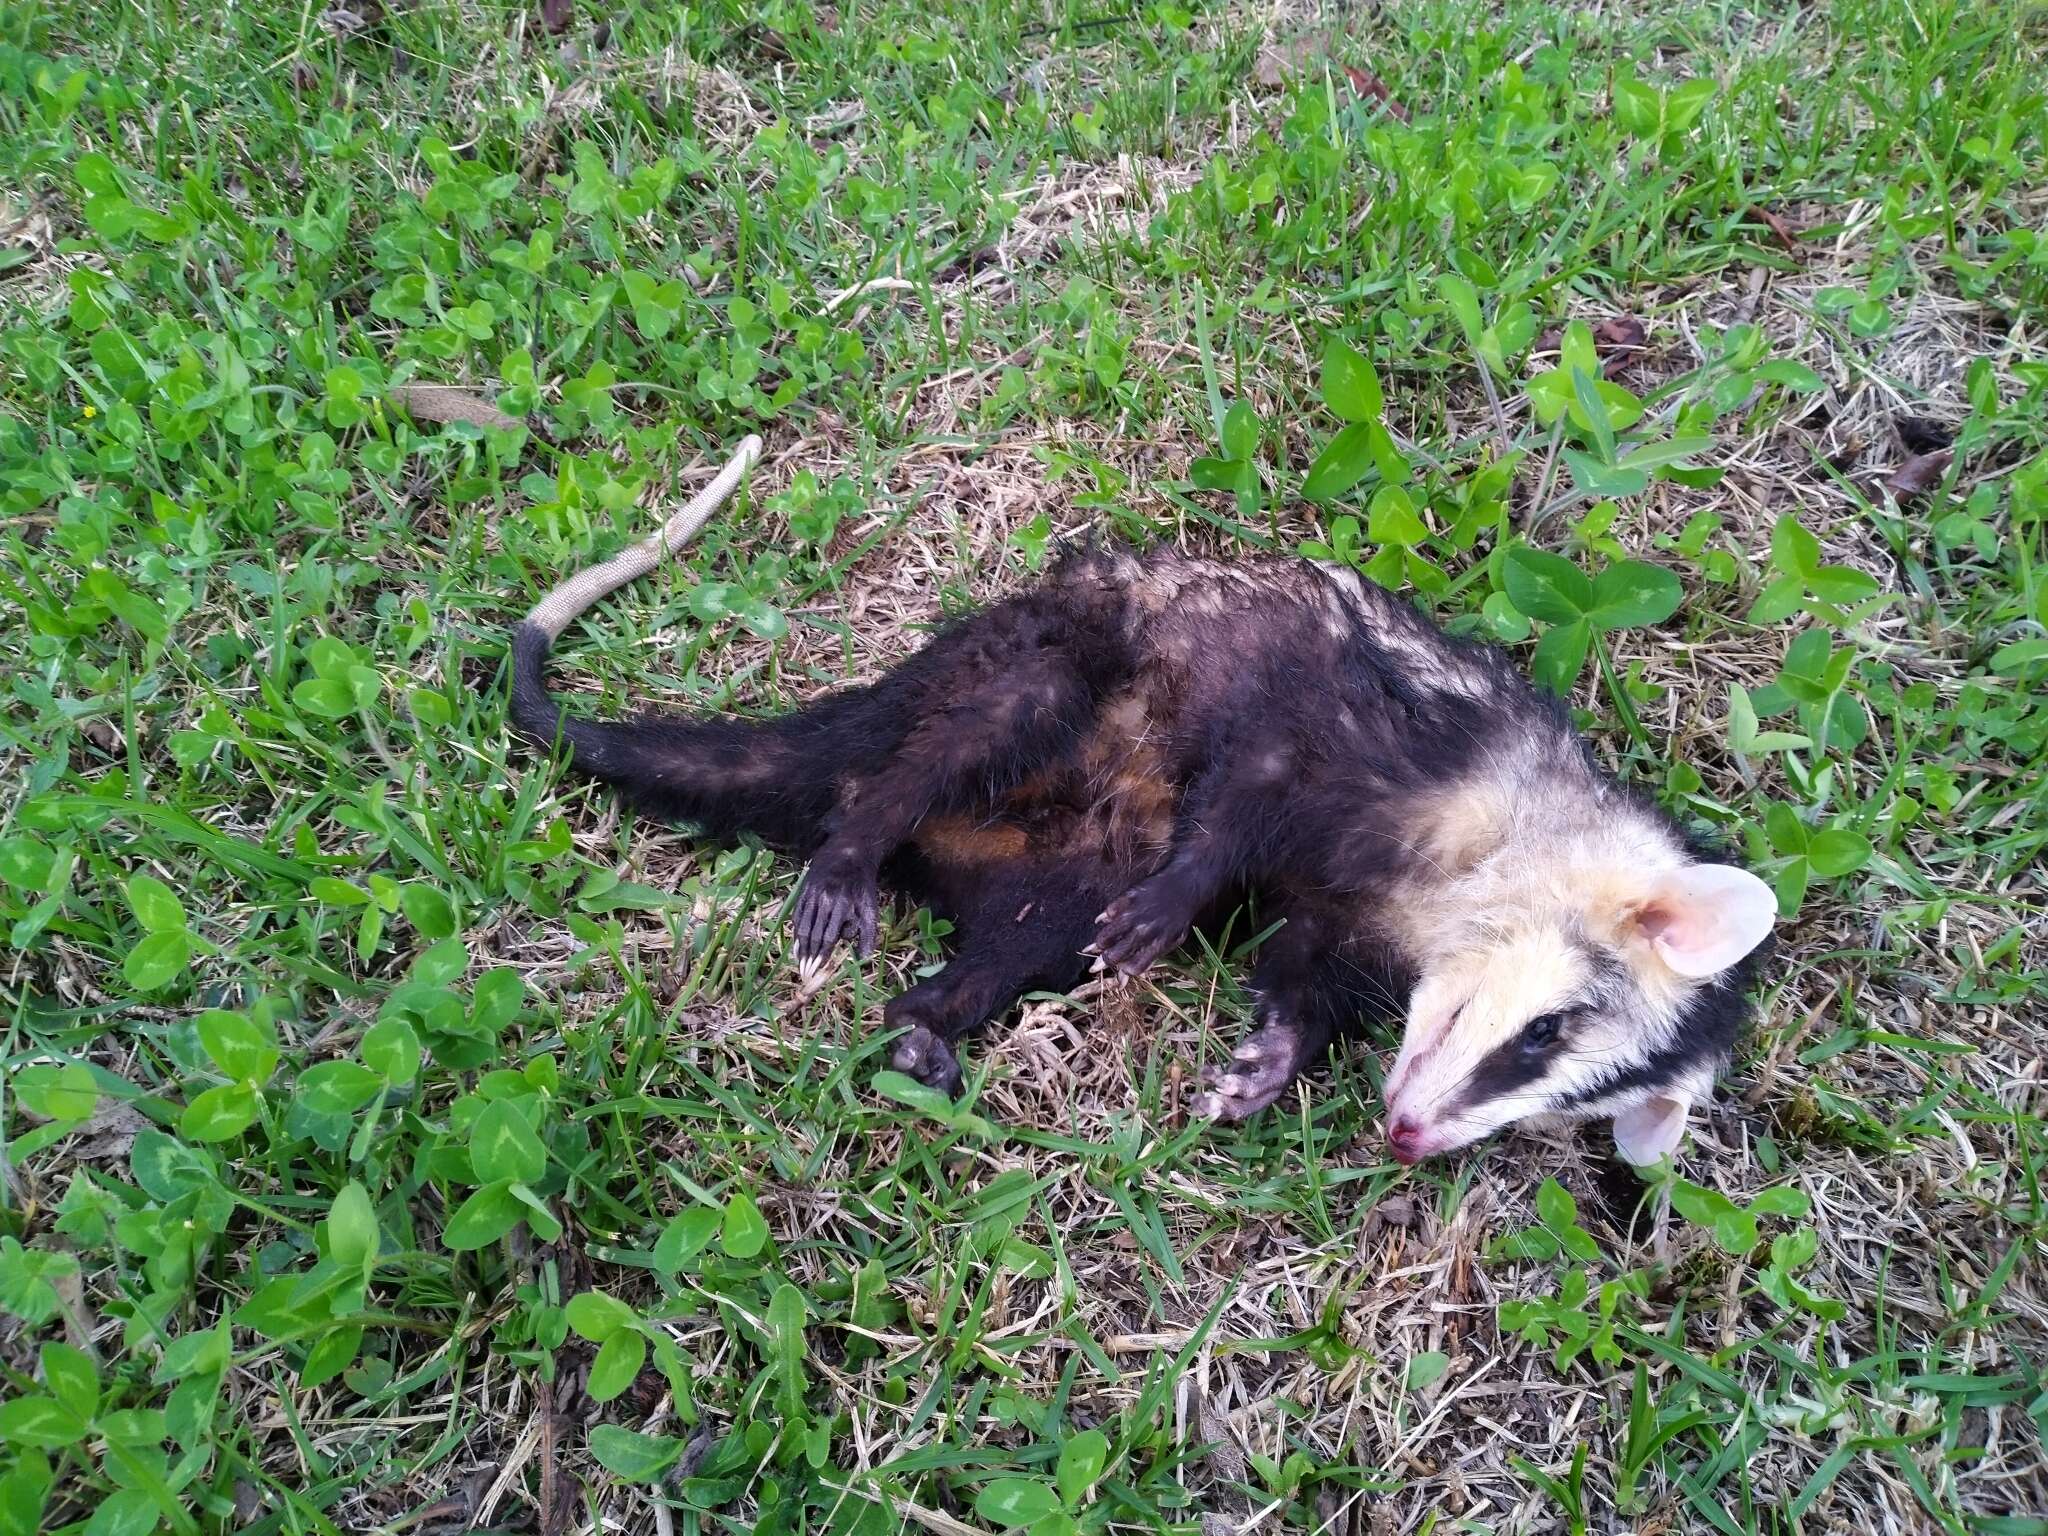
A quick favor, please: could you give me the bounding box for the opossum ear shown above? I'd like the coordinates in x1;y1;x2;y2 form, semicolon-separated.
1632;864;1775;978
1612;1092;1690;1166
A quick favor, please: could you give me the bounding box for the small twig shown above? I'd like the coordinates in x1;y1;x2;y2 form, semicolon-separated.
1747;205;1803;256
816;1478;999;1536
640;1397;677;1536
1018;10;1136;40
822;276;918;314
1475;361;1514;463
53;1264;101;1364
359;707;413;790
1734;263;1768;324
538;1404;565;1536
0;1073;19;1210
1525;422;1565;532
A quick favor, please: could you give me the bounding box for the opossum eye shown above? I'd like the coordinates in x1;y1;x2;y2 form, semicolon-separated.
1522;1011;1567;1050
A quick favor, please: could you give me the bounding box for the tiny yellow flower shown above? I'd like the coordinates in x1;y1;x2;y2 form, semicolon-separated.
83;404;97;419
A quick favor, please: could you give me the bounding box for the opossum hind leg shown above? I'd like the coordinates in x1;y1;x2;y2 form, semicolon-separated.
878;850;1113;1094
792;597;1118;970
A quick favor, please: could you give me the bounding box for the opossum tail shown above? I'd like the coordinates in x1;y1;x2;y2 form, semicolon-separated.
507;436;856;848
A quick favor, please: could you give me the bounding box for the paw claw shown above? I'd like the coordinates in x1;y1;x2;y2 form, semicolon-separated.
1190;1021;1313;1124
792;856;880;970
1093;874;1198;976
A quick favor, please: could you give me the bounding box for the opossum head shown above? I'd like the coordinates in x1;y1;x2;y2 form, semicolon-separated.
1382;857;1775;1168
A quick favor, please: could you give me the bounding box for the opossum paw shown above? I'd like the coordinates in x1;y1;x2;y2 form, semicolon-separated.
1191;1024;1307;1123
792;856;879;966
1092;877;1193;976
887;1021;965;1095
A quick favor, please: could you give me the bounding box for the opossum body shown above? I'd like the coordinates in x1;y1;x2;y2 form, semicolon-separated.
511;537;1776;1166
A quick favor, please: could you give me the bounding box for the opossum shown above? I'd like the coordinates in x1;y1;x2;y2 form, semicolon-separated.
508;440;1775;1167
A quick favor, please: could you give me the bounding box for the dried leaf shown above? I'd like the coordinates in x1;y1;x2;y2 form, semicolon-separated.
1342;62;1410;122
675;1427;717;1480
288;59;320;94
1193;1393;1248;1484
1750;205;1802;255
1895;415;1954;455
233;1483;266;1524
1316;1486;1349;1531
1370;1194;1418;1230
51;1263;95;1355
396;1467;496;1534
395;1494;474;1534
1252;49;1289;88
71;1099;151;1163
1538;316;1647;377
1004;59;1050;105
804;99;865;135
389;383;523;432
1251;30;1331;89
1593;315;1647;376
933;245;1001;283
1886;448;1952;499
539;0;574;34
738;22;792;61
1593;316;1647;351
319;1;383;39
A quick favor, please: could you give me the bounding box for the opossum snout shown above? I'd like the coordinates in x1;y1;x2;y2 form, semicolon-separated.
1386;1114;1428;1165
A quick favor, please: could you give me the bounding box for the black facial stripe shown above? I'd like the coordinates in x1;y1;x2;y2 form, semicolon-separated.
1453;963;1761;1117
1585;944;1629;986
1446;911;1768;1118
1541;776;1768;1113
1552;1030;1715;1111
1550;969;1756;1111
1451;1031;1555;1110
1447;950;1597;1112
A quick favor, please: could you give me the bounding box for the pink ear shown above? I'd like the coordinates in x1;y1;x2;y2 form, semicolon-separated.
1635;865;1775;979
1613;1093;1691;1165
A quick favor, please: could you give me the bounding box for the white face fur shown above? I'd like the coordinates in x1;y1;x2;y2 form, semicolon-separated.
1381;861;1778;1167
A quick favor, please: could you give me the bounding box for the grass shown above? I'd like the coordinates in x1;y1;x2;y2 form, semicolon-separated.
2;0;2045;1531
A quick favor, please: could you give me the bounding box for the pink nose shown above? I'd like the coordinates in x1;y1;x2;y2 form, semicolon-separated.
1388;1116;1426;1165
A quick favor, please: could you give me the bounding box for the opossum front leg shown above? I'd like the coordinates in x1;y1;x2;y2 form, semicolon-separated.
1192;1014;1331;1122
791;650;1095;971
1093;742;1302;976
1193;898;1394;1122
1090;856;1214;977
